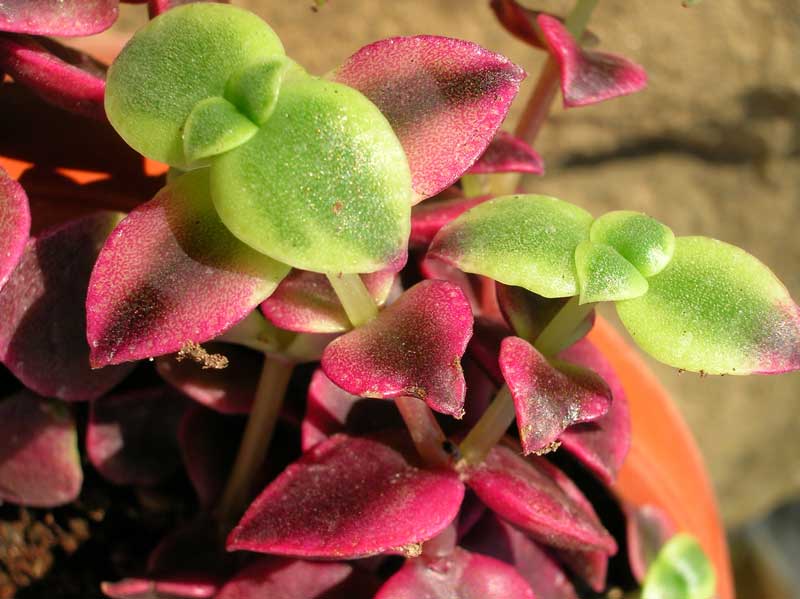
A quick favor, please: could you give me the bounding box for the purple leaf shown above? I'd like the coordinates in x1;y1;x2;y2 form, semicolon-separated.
375;546;535;599
499;336;612;454
465;444;616;553
86;169;289;367
228;433;465;559
489;1;599;50
558;338;632;485
148;0;229;18
410;191;492;249
0;35;106;120
0;165;29;290
322;280;473;418
156;343;260;414
87;387;186;486
0;212;135;401
626;503;676;583
537;14;647;108
467;131;544;175
333;36;524;203
0;1;118;36
556;547;608;593
0;391;82;507
261;268;397;334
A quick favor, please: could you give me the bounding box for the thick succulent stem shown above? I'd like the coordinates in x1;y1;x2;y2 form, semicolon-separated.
326;273;378;327
532;296;596;356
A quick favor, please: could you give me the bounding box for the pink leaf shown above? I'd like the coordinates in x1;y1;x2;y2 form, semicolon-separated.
227;433;465;559
625;503;676;583
0;391;82;507
0;35;106;120
87;387;186;486
322;280;473;418
410;191;492;249
558;338;632;484
0;165;29;290
500;336;611;454
489;1;599;50
0;1;118;36
465;444;617;553
0;212;134;401
537;14;647;108
333;36;524;203
375;547;535;599
86;170;290;367
102;577;219;599
261;268;397;334
147;0;229;18
467;131;544;175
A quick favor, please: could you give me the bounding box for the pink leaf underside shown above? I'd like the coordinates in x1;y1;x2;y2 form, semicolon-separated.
537;14;647;108
0;212;134;401
227;432;465;559
156;342;261;414
322;280;473;418
375;546;535;599
333;35;525;203
0;166;30;289
463;512;578;599
147;0;229;19
418;256;481;313
500;336;612;454
86;170;289;367
0;391;82;507
558;338;632;485
465;443;617;554
101;577;219;599
409;189;491;249
301;368;403;452
0;35;106;120
217;556;379;599
261;268;396;334
489;1;599;50
467;131;544;175
626;503;677;583
87;387;186;486
0;1;118;36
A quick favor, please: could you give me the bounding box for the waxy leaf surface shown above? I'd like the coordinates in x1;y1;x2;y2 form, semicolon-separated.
627;504;677;583
375;547;535;599
322;280;473;418
0;0;118;36
86;169;289;367
590;211;675;278
465;444;616;553
0;392;82;507
538;14;647;107
574;241;648;304
642;534;716;599
429;194;593;298
0;212;134;400
500;336;611;453
467;131;544;175
616;236;800;374
0;35;106;120
105;3;284;167
410;191;491;249
228;433;464;558
333;35;524;202
0;166;29;290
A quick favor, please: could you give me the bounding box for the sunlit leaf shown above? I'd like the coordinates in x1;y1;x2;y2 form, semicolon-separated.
0;0;119;36
642;534;716;599
574;240;649;304
590;210;675;277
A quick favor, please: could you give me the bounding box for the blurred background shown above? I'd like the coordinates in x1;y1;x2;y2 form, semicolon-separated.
110;0;800;595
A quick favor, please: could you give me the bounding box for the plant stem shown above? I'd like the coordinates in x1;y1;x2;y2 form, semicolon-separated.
395;396;450;468
532;296;596;356
326;273;378;327
218;355;294;528
460;174;487;198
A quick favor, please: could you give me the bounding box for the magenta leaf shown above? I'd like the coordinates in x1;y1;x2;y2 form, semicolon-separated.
0;212;134;401
148;0;229;18
410;191;492;249
261;268;396;334
87;169;290;367
0;35;106;120
87;387;186;486
489;1;598;50
228;433;465;559
467;131;544;175
537;14;647;108
465;444;617;553
558;338;632;484
626;504;677;583
499;336;612;454
333;36;524;202
0;391;82;507
0;165;29;290
375;546;535;599
0;1;118;36
102;577;218;599
322;280;473;418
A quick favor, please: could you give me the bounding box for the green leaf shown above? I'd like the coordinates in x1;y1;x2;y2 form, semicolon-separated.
210;73;412;274
183;97;259;165
428;195;593;298
617;236;800;374
225;56;294;125
575;241;648;304
642;534;715;599
105;3;284;168
590;210;675;277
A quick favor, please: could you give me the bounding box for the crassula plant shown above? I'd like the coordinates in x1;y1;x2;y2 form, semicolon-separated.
0;0;797;598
